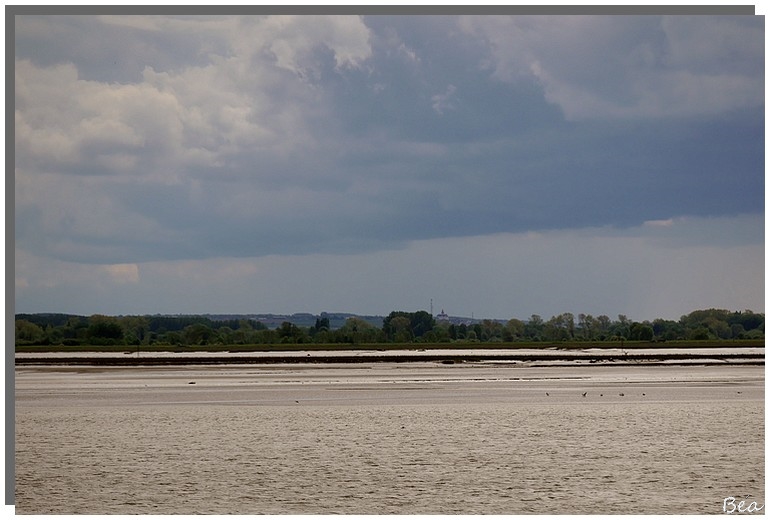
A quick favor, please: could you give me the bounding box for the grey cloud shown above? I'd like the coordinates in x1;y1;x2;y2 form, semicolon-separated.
14;14;764;269
461;15;764;119
660;16;764;76
15;216;764;320
15;15;229;84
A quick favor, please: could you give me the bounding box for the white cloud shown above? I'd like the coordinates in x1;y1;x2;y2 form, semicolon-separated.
103;264;140;284
14;15;380;265
233;15;371;75
15;15;372;181
16;248;128;292
460;15;763;120
643;218;674;227
431;84;457;115
15;59;193;178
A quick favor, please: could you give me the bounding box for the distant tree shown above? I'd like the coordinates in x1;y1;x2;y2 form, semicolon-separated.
689;327;710;340
15;320;46;344
704;317;731;339
613;314;631;339
480;319;503;342
279;322;309;343
45;324;64;345
595;315;612;339
216;326;234;345
163;331;183;345
743;328;764;340
182;323;214;345
629;322;654;341
577;314;595;340
457;323;468;340
383;311;411;341
544;314;573;341
652;318;682;341
254;328;279;344
119;316;149;345
390;316;413;342
679;308;747;340
732;310;763;332
525;314;544;340
383;311;435;342
730;324;746;339
338;317;381;344
87;315;124;344
427;324;451;343
472;323;483;340
504;318;525;342
13;307;766;348
313;329;334;344
410;311;436;339
447;323;458;341
312;317;331;335
563;312;575;338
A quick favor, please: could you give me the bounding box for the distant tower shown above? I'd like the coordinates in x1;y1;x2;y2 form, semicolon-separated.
430;299;433;316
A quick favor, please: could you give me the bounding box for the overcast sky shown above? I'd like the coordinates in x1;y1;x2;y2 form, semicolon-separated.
13;10;765;322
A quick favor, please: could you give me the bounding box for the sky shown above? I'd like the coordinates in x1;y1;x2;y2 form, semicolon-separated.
12;9;766;322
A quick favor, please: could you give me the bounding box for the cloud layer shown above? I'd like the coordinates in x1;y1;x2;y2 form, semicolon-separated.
14;13;764;319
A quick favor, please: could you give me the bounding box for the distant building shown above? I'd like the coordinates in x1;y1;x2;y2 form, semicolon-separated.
436;309;450;322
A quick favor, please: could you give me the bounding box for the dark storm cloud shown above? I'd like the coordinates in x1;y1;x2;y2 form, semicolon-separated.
325;15;564;142
14;14;764;267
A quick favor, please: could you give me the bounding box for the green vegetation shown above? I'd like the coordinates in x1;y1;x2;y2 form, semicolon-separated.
14;308;764;351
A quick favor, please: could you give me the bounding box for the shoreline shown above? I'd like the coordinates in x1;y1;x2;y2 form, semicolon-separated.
14;347;765;367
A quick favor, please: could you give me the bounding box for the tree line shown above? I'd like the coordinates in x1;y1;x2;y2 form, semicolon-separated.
15;308;764;347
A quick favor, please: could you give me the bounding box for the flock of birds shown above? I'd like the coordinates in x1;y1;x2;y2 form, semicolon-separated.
545;391;645;397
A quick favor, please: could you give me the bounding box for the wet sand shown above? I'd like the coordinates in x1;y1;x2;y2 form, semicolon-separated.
15;362;764;408
15;362;764;514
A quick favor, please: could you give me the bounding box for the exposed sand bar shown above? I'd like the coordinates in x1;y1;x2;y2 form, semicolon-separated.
15;362;764;408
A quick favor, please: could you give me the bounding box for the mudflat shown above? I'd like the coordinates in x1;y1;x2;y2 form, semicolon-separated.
15;363;764;514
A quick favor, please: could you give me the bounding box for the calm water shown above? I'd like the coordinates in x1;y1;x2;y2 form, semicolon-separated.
15;363;765;514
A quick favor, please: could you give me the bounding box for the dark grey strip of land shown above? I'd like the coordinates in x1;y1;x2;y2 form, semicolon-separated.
14;352;765;366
